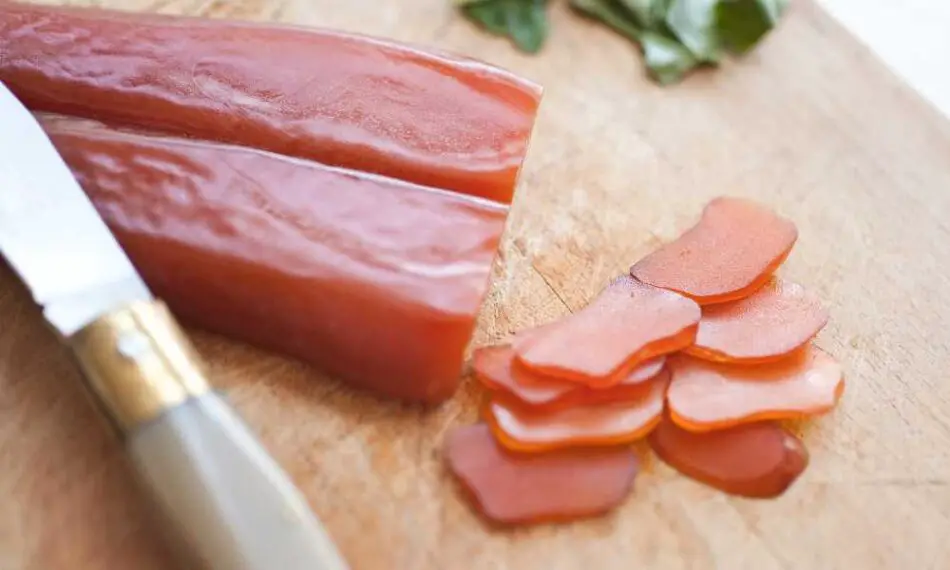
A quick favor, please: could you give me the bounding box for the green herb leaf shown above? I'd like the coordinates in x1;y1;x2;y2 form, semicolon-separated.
617;0;660;28
665;0;722;62
640;29;699;84
570;0;643;42
570;0;699;85
716;0;788;54
460;0;549;54
458;0;788;86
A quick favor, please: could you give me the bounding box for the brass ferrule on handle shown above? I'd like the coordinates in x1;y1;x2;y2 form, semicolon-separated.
67;300;210;433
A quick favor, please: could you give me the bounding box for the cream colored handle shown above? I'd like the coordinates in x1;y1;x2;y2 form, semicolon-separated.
126;393;350;570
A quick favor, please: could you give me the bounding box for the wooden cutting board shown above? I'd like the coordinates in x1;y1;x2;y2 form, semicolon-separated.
2;1;950;568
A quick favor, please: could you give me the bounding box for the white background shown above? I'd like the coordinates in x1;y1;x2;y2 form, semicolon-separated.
817;0;950;118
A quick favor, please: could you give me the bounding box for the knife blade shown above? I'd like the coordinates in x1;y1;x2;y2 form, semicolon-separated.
0;81;349;570
0;84;150;336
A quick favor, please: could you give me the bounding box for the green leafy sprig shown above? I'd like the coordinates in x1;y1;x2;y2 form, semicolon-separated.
456;0;790;84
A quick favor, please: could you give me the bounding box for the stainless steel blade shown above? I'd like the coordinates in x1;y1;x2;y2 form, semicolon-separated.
0;81;151;336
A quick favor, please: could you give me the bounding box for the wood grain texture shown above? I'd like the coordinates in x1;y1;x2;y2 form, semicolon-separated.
3;0;950;569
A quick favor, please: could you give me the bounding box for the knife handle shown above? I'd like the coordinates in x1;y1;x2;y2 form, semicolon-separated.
67;300;350;570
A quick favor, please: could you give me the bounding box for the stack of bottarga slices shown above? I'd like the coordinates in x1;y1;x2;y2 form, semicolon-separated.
445;197;844;526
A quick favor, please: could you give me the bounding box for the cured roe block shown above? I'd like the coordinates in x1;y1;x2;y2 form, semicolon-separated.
43;116;509;403
0;1;543;203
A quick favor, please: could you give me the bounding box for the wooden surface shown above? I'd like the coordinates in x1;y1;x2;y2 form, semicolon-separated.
3;1;950;569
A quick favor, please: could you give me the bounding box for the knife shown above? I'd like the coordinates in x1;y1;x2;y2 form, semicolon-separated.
0;82;349;570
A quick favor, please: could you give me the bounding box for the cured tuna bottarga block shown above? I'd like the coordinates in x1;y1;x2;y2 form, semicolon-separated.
0;2;542;204
42;116;509;403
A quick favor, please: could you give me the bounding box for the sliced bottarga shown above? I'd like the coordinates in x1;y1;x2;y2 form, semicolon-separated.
474;344;665;409
484;369;670;452
512;276;699;387
444;424;639;525
667;348;844;432
686;277;829;364
649;416;808;498
631;197;798;305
